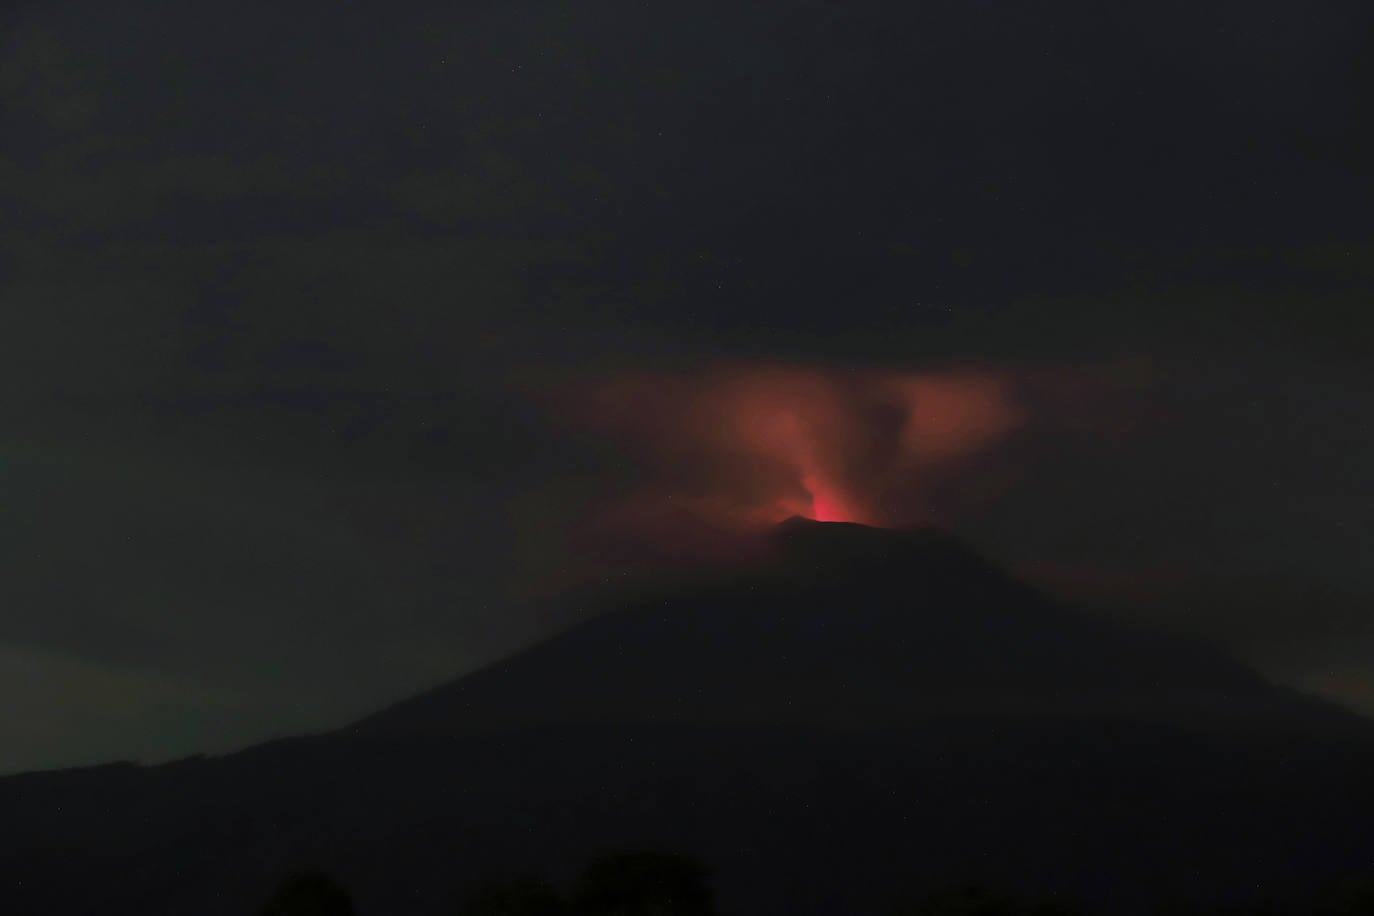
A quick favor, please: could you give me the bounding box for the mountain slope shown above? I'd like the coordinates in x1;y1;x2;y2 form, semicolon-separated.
354;519;1365;739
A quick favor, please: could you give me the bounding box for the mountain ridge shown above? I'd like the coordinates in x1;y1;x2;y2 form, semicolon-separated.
350;520;1371;741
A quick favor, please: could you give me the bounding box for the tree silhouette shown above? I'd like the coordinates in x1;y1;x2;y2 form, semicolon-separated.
258;871;355;916
570;851;714;916
458;876;566;915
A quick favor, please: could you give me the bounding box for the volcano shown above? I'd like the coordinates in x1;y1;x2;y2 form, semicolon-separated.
356;519;1363;740
3;521;1372;916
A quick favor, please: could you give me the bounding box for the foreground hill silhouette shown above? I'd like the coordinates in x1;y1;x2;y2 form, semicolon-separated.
3;521;1372;915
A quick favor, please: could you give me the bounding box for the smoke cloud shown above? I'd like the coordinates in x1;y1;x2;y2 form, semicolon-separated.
557;364;1029;565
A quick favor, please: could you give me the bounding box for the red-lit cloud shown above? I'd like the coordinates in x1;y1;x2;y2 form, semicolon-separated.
562;364;1027;553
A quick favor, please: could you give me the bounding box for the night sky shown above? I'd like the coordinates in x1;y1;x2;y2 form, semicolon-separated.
2;0;1372;774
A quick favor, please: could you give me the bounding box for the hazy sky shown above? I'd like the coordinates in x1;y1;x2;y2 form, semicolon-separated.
2;0;1372;773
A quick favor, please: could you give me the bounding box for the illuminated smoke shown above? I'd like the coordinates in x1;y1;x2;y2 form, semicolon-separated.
567;363;1026;541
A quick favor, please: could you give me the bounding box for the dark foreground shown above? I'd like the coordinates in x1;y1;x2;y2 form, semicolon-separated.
5;720;1373;915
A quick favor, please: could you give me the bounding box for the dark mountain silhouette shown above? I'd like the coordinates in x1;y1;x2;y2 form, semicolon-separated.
357;519;1366;739
3;521;1372;916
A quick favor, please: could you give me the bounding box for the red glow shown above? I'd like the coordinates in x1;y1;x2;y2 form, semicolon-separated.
565;363;1026;548
804;476;852;522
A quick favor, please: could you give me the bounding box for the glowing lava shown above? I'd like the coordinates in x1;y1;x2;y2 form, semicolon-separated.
802;473;853;522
